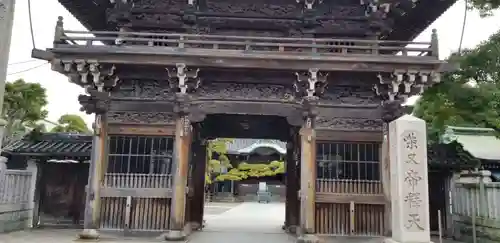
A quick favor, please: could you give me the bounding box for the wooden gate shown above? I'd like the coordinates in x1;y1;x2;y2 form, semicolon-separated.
39;162;88;227
100;135;175;233
428;171;448;232
315;142;386;236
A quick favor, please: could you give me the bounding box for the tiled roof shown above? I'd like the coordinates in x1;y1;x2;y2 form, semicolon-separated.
225;139;286;154
441;126;500;161
2;133;92;158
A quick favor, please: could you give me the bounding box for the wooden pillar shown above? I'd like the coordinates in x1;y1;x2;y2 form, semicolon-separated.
285;137;299;233
189;136;207;230
298;117;316;238
165;115;191;240
79;114;108;239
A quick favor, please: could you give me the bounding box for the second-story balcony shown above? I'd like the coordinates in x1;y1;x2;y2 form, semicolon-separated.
36;17;448;73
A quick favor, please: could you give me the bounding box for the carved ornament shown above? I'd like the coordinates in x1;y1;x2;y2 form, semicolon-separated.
315;116;383;131
205;0;300;18
52;59;119;92
107;111;175;124
196;83;294;101
381;100;406;123
361;0;418;19
111;79;174;100
166;63;200;94
78;90;111;115
295;68;329;99
108;0;135;24
373;69;438;102
106;0;374;37
296;0;322;10
320;85;381;105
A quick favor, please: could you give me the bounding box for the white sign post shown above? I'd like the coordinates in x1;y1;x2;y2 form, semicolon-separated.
386;115;432;243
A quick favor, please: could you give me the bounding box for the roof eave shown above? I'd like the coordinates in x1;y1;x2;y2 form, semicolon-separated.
384;0;457;41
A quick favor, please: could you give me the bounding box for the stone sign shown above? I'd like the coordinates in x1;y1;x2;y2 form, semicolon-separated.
386;115;431;243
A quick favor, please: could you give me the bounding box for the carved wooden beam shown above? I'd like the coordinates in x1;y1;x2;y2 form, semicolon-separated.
166;63;201;94
107;0;135;25
52;59;120;115
361;0;418;19
294;68;329;99
381;100;406;123
296;0;323;10
373;69;439;102
52;59;120;92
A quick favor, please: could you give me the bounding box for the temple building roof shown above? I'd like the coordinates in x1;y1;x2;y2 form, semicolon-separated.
226;139;286;155
440;126;500;161
59;0;456;42
1;133;92;160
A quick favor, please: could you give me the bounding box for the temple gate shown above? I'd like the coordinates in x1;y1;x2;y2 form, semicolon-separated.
32;0;455;241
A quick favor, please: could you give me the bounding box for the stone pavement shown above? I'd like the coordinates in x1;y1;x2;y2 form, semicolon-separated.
0;202;463;243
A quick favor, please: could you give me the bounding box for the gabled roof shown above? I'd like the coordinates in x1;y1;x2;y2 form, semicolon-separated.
441;126;500;161
2;133;92;159
226;139;286;155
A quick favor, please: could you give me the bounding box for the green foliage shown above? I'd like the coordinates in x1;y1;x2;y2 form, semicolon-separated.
51;114;91;134
2;79;48;146
413;30;500;143
205;138;233;184
214;161;285;182
468;0;500;17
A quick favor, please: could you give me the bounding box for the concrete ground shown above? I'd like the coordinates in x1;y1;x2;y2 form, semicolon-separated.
0;202;463;243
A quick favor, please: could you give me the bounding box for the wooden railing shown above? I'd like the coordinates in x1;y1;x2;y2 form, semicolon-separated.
453;182;500;220
54;28;438;58
316;179;383;195
103;173;172;189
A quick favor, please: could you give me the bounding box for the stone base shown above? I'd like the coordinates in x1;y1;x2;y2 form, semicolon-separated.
285;225;298;234
190;221;203;231
162;230;187;241
384;238;433;243
296;234;320;243
77;229;99;240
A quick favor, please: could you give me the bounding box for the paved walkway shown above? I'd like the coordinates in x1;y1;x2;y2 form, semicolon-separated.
0;202;463;243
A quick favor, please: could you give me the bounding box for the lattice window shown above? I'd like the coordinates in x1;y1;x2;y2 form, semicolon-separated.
108;135;174;174
316;142;380;181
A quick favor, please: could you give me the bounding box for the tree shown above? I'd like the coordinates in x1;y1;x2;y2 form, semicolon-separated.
51;114;91;134
413;30;500;143
204;139;286;183
2;79;48;145
468;0;500;17
205;138;233;184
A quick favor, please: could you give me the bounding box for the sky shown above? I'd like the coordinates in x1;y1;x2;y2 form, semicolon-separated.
6;0;500;126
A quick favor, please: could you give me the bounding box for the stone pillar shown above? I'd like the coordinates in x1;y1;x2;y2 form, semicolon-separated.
189;137;207;231
297;117;318;243
79;114;108;240
385;115;431;243
26;160;39;228
165;115;191;241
